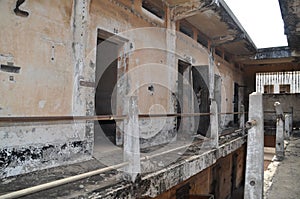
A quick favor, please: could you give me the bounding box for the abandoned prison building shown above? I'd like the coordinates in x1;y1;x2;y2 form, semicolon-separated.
0;0;300;198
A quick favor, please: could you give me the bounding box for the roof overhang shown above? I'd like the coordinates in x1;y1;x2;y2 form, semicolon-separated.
169;0;257;56
279;0;300;56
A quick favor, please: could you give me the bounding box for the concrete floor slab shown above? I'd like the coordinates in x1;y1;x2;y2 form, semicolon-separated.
265;136;300;199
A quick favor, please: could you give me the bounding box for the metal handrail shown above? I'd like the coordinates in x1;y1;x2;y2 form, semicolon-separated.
0;111;247;123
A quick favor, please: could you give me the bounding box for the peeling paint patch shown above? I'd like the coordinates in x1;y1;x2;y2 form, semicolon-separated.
38;100;47;109
0;140;91;179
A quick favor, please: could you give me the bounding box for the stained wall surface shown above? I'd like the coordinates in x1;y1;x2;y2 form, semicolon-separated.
0;0;245;178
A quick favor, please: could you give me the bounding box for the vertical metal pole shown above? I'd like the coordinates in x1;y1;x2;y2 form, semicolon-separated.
123;96;140;182
244;92;264;199
274;102;284;161
210;100;219;149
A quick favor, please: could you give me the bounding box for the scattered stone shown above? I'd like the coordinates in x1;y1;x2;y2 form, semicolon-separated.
79;184;84;189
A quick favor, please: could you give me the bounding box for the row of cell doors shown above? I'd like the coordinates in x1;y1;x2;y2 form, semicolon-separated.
94;33;239;145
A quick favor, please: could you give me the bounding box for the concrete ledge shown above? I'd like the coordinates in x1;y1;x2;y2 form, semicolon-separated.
90;136;246;198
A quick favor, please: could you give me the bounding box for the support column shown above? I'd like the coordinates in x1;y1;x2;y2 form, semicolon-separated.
208;51;215;100
290;107;293;131
274;102;284;161
123;96;140;182
72;0;89;116
209;100;219;148
244;92;264;199
285;114;291;139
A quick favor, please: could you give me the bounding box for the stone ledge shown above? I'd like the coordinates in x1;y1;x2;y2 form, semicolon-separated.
90;136;246;198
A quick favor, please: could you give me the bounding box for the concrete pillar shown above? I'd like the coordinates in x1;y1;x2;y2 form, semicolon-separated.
285;114;291;139
71;0;89;116
289;106;293;132
209;100;219;149
123;96;140;182
274;102;284;161
274;102;283;118
244;92;264;199
276;118;285;160
209;52;215;100
240;104;245;134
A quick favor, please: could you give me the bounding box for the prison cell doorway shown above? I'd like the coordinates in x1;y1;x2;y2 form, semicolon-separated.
95;34;119;146
192;66;210;136
177;60;191;132
233;82;239;125
215;75;222;130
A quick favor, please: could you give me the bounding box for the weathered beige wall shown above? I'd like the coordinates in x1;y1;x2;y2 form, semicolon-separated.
0;0;90;178
0;0;246;177
0;0;73;116
215;56;244;127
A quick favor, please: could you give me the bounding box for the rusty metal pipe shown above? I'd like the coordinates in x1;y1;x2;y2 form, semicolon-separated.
0;112;214;123
245;120;257;129
0;111;251;123
218;111;244;115
0;115;127;123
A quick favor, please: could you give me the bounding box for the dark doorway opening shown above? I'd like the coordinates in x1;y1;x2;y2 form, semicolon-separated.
95;37;119;144
177;60;190;132
233;82;239;125
192;66;210;136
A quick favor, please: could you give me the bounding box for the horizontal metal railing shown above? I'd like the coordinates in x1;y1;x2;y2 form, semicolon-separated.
0;111;246;123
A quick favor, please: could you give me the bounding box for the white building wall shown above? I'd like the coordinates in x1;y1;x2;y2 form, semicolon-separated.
256;71;300;93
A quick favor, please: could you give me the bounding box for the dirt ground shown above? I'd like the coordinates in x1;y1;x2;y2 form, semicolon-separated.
266;134;300;199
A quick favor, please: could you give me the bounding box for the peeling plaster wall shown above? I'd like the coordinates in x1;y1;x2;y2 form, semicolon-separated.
214;56;244;128
0;0;73;116
1;0;246;178
0;0;91;178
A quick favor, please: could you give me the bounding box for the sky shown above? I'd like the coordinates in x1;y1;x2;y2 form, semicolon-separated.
224;0;288;48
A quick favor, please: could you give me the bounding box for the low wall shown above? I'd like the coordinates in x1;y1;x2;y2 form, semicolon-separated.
263;93;300;127
0;122;93;178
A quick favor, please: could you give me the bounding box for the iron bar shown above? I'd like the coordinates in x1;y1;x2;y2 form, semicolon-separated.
218;111;244;115
0;111;249;123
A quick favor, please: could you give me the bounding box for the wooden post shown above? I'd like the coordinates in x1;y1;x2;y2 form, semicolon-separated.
244;92;264;199
274;102;284;161
123;96;140;182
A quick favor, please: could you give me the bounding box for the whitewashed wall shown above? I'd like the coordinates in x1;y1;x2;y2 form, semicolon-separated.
256;71;300;93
